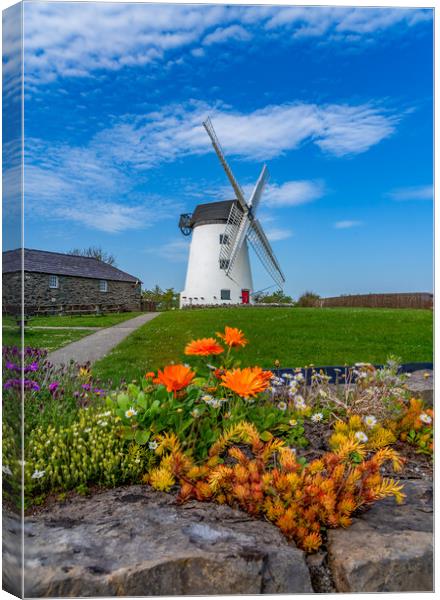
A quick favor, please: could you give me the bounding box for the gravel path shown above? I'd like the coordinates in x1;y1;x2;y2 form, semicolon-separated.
47;313;160;366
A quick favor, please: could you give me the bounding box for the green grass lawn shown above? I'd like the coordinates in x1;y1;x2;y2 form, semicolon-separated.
2;311;142;328
2;312;143;352
2;327;94;352
93;307;433;385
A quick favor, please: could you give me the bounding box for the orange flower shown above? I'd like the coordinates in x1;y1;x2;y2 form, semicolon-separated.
145;371;156;380
185;337;224;356
217;326;248;348
221;367;273;398
154;364;195;395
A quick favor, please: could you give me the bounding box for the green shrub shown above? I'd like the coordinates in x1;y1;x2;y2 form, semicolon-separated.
24;407;154;497
296;291;320;307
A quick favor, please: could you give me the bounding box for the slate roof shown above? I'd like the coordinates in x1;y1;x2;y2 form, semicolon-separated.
190;199;242;228
2;249;141;283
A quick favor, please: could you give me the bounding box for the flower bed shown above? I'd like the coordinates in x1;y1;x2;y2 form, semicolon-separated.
2;327;433;551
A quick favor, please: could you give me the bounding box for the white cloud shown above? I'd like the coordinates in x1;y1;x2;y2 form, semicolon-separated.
146;239;190;263
265;227;293;242
19;4;432;85
96;100;399;167
203;24;251;46
334;220;362;229
387;185;433;201
263;180;325;207
23;138;181;233
265;6;432;40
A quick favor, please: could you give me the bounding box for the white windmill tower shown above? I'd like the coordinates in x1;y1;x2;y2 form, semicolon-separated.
179;118;285;307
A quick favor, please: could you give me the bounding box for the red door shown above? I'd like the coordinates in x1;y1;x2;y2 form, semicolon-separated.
241;290;250;304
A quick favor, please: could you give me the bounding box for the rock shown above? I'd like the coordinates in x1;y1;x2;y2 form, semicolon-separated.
404;370;433;406
6;486;313;597
327;480;433;592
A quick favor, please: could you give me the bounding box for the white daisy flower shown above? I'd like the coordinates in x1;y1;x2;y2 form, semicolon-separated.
97;420;108;427
149;441;158;450
318;389;328;398
125;407;138;418
2;465;12;476
420;413;432;425
363;415;377;428
311;412;323;423
191;409;200;418
294;373;305;382
293;395;306;409
354;431;368;443
31;469;46;479
201;394;213;403
277;401;287;411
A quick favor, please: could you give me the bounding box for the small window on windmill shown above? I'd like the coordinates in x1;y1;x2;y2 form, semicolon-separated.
221;289;231;300
219;259;230;270
99;280;108;293
219;234;229;245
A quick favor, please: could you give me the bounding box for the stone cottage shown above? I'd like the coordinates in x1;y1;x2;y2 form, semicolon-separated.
2;248;142;314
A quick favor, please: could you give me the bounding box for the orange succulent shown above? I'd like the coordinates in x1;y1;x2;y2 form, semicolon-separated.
154;364;195;395
184;337;224;356
221;367;273;398
216;326;248;348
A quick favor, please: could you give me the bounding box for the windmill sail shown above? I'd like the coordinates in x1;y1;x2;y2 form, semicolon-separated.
248;165;269;214
203;118;248;212
203;116;286;291
247;218;285;288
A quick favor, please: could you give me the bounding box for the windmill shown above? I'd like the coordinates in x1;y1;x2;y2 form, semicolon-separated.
179;117;285;307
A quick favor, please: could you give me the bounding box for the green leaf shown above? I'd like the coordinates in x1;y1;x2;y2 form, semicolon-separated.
117;393;130;409
134;429;151;445
136;392;147;409
260;431;273;442
122;428;135;440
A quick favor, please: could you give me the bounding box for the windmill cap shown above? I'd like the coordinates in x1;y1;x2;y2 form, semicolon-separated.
190;199;243;228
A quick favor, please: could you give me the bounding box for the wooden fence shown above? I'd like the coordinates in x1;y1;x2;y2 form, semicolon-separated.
319;293;433;310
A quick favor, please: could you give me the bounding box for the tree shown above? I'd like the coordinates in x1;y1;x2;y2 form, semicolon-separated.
255;290;294;304
296;291;320;307
68;246;117;266
142;285;179;310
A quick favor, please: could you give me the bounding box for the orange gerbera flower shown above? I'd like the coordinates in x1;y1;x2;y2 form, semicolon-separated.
145;371;156;380
154;364;195;395
221;367;273;398
184;337;224;356
216;326;248;348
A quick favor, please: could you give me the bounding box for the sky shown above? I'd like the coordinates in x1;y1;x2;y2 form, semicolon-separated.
3;2;434;297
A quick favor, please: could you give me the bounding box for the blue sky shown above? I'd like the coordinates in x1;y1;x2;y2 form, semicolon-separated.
4;2;434;297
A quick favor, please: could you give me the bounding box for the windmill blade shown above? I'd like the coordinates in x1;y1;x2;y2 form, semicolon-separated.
203;118;248;212
247;219;285;288
248;164;269;215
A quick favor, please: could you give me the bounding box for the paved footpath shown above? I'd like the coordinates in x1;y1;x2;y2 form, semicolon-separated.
47;313;160;366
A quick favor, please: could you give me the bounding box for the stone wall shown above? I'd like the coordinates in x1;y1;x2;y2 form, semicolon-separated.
3;271;141;312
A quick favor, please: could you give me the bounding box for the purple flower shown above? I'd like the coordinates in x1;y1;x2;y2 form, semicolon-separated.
5;361;18;371
82;383;91;391
28;362;39;372
93;388;105;396
48;381;59;393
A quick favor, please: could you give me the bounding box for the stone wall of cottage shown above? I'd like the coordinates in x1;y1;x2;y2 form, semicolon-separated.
3;272;141;312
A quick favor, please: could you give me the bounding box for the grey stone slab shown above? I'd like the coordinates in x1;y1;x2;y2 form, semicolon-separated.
327;480;433;592
47;313;160;366
13;486;312;597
